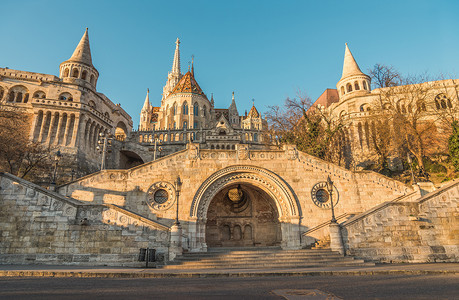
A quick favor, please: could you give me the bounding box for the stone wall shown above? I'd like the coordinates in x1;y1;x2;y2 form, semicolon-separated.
0;173;170;266
341;180;459;263
58;145;416;252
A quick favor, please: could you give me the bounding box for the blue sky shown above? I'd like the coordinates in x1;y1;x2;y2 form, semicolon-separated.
2;0;459;127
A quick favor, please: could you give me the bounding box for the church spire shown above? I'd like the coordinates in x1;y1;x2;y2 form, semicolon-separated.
340;43;364;80
142;88;150;112
68;28;93;67
171;38;181;75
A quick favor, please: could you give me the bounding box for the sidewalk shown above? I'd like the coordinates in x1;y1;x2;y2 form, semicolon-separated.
0;263;457;278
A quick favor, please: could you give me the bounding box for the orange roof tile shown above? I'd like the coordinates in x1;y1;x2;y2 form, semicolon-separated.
170;71;206;97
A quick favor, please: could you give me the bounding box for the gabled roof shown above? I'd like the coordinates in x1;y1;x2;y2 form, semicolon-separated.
169;71;206;97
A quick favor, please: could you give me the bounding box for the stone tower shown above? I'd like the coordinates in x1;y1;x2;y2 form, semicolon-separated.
336;43;371;100
59;28;99;89
139;89;151;131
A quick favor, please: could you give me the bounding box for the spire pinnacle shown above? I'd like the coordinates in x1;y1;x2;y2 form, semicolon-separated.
191;55;194;76
171;38;181;75
340;43;365;80
68;28;93;66
142;89;150;112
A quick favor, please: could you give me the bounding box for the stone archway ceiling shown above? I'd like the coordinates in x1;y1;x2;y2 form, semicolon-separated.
191;165;300;219
169;71;206;97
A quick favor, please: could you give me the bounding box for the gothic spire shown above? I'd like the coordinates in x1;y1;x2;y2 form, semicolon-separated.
142;88;150;112
68;28;93;67
171;38;181;75
340;43;365;80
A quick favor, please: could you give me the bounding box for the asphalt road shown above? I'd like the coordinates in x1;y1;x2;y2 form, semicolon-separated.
0;274;458;300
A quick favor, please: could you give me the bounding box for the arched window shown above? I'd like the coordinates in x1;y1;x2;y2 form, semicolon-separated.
90;74;95;84
59;92;73;101
81;70;88;80
183;121;188;129
435;94;451;110
173;102;177;115
71;68;79;78
435;100;440;110
340;86;345;95
33;91;46;99
363;81;367;90
193;102;199;116
183;102;188;115
354;82;360;90
63;68;70;77
359;104;367;112
346;83;353;93
401;104;407;114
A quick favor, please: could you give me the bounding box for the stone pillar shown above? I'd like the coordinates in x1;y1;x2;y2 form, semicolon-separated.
329;222;345;255
54;114;65;145
169;223;183;261
70;116;80;147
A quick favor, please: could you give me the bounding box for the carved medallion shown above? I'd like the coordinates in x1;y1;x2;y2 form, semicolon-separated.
146;181;176;211
311;181;339;209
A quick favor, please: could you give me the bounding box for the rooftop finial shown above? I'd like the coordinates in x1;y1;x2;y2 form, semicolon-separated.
191;55;194;76
171;38;181;75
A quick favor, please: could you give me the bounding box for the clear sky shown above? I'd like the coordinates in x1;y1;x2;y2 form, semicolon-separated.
2;0;459;127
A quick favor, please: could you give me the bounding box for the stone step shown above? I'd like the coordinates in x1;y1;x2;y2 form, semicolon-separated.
175;253;346;261
162;260;373;270
161;249;373;270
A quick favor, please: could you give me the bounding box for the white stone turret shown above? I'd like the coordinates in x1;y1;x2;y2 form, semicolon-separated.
59;28;99;89
140;89;152;131
336;43;371;100
162;38;182;101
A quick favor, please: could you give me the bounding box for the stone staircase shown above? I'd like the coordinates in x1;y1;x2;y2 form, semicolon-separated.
161;247;374;270
311;235;331;250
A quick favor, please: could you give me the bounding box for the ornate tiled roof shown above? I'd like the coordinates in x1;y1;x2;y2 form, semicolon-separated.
169;71;206;97
215;109;229;120
151;107;160;122
246;105;260;118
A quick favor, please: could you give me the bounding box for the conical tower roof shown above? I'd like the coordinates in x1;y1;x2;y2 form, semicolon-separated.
340;43;365;80
142;89;151;112
67;28;93;67
229;91;238;111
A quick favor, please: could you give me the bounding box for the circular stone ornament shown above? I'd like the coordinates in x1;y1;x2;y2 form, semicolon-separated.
311;181;340;209
146;181;176;211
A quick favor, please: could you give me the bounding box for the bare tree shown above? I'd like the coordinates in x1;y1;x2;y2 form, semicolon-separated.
266;92;348;166
369;64;402;89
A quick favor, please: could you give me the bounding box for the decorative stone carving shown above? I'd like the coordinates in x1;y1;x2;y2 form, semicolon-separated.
236;144;249;160
310;181;340;209
146;181;176;211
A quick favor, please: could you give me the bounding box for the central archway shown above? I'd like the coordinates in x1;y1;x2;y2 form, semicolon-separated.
206;183;281;247
189;165;301;251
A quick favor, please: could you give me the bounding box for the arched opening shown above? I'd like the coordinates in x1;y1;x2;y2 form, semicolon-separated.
90;74;95;85
354;81;360;90
183;102;188;115
205;183;281;248
81;70;88;80
115;121;128;141
340;86;345;95
193;102;199;116
346;83;352;93
71;68;79;78
119;150;144;169
63;68;70;77
363;81;368;90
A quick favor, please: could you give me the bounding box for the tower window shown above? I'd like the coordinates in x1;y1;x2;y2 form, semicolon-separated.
71;68;79;78
354;82;360;90
183;102;188;115
346;83;353;93
193;102;199;116
81;70;88;80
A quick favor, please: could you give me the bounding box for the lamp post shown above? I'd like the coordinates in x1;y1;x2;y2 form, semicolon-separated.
97;133;112;170
50;150;62;190
326;175;344;255
174;175;182;225
152;134;162;161
326;175;337;223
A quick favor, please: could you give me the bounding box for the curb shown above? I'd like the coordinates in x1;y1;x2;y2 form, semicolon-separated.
0;269;457;278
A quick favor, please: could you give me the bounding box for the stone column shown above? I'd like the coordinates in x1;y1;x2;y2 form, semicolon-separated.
70;116;80;147
329;222;345;255
54;114;65;145
38;112;50;143
169;223;183;261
